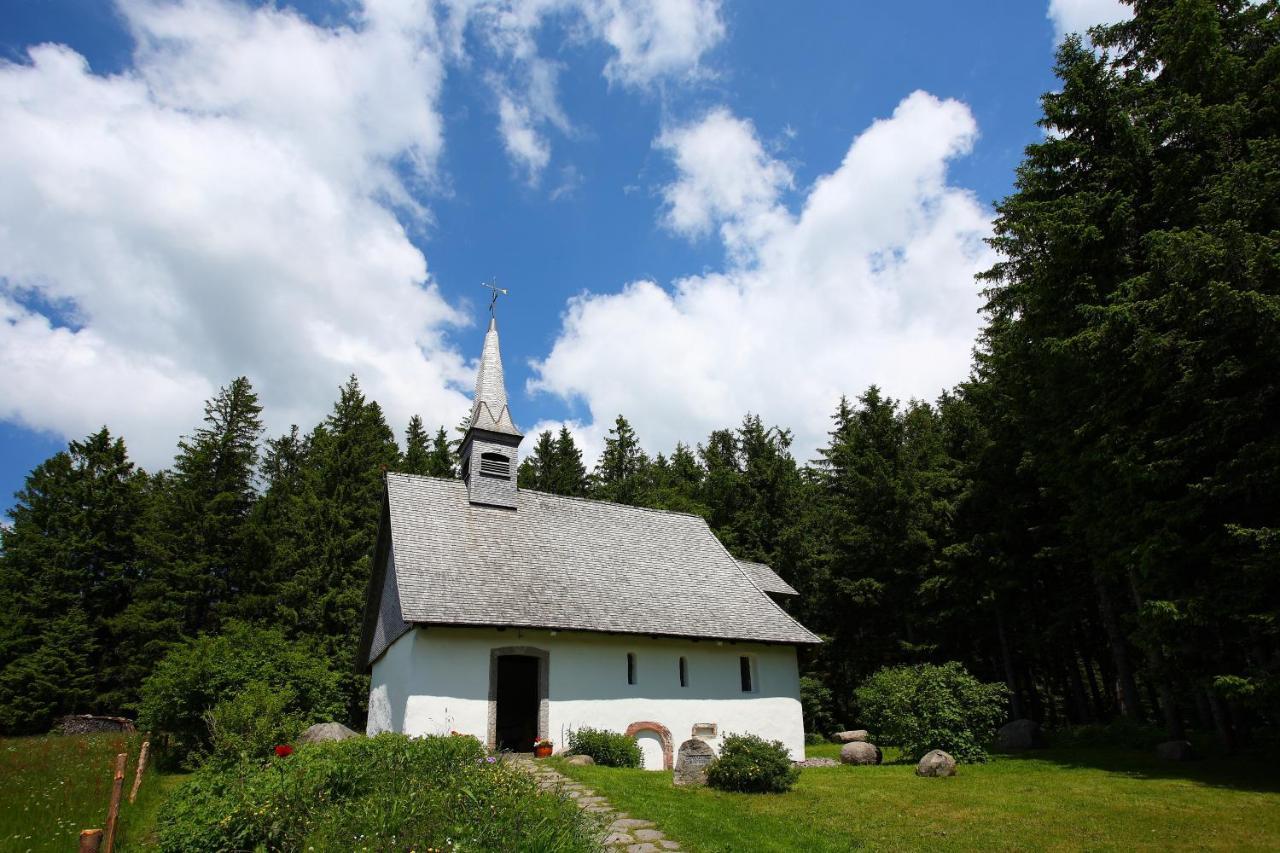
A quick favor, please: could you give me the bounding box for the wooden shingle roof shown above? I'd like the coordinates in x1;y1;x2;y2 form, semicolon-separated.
360;472;819;665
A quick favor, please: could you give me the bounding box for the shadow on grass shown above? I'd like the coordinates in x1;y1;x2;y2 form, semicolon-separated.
989;744;1280;794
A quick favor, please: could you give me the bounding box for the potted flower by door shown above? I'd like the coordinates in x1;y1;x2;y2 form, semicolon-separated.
533;738;553;758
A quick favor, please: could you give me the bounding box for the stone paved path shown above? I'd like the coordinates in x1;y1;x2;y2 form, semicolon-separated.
510;755;682;852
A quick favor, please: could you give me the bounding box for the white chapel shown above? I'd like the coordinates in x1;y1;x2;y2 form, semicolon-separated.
359;314;819;767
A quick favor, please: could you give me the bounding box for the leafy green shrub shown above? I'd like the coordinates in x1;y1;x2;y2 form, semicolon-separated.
203;680;307;765
800;675;840;738
1048;718;1167;750
855;661;1008;763
706;733;799;793
137;622;343;766
157;733;598;853
565;726;642;768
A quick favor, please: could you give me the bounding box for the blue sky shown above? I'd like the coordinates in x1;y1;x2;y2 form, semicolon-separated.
0;0;1128;510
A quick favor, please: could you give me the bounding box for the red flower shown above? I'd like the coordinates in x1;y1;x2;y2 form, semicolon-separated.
274;744;294;758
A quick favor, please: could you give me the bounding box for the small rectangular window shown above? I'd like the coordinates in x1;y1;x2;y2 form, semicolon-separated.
739;656;753;692
627;652;636;685
679;656;688;688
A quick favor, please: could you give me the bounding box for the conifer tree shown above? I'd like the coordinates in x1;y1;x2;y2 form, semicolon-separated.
0;428;147;729
400;415;432;475
590;415;649;505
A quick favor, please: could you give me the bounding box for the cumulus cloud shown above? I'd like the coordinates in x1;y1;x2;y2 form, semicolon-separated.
463;0;724;181
1047;0;1131;41
0;0;469;466
0;0;726;466
531;91;995;461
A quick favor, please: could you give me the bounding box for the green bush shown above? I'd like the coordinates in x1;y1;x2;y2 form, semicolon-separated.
137;622;343;766
855;661;1008;763
203;680;307;765
706;733;799;793
800;675;841;737
565;727;642;768
157;733;598;853
1048;718;1168;750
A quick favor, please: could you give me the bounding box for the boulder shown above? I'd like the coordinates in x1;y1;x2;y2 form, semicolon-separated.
564;754;595;766
297;722;360;744
832;730;869;743
1156;740;1196;761
674;738;716;786
916;750;957;777
839;741;883;766
996;719;1046;751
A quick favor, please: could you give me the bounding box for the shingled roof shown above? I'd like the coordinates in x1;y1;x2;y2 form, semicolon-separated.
359;473;820;666
736;560;799;596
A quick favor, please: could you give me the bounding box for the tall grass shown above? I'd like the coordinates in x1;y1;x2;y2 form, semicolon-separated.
0;732;160;853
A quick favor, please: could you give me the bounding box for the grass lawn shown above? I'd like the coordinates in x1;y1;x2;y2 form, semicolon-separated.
0;733;184;853
551;742;1280;851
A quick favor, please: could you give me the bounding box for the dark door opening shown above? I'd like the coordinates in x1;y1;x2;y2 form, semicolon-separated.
495;655;539;751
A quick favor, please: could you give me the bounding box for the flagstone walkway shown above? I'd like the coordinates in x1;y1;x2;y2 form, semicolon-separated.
510;755;682;852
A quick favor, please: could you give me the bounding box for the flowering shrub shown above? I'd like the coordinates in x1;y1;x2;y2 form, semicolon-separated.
565;727;641;768
705;733;799;793
155;733;597;853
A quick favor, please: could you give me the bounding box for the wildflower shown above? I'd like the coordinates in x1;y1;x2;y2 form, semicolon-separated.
274;744;294;758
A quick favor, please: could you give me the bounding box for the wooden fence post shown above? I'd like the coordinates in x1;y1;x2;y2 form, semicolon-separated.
103;752;126;853
129;741;150;804
78;829;103;853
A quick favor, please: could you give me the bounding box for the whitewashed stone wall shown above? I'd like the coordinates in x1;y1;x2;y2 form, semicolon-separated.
366;625;806;763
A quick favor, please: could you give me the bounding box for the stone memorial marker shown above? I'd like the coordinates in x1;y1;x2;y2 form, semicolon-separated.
674;737;716;786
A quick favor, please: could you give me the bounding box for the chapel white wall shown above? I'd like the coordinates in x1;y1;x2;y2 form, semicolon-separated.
366;626;806;761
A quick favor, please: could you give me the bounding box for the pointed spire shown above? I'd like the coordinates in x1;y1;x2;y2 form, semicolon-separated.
468;316;521;436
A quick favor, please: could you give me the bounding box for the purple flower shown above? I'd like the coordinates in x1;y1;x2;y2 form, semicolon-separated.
486;756;497;764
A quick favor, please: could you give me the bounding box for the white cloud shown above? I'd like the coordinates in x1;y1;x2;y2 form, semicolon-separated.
0;0;473;467
495;86;552;182
655;107;793;261
0;0;726;467
1047;0;1131;41
531;91;994;463
461;0;724;181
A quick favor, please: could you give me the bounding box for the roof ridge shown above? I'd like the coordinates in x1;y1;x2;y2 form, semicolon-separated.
518;486;707;520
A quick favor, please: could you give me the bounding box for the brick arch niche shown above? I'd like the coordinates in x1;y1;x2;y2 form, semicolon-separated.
625;720;673;770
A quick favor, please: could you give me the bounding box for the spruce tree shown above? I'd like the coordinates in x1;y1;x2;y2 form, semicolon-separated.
591;415;650;505
400;415;432;475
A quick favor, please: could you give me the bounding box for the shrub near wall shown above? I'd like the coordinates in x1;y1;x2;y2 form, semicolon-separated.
855;661;1008;762
566;727;642;768
706;734;799;793
157;733;598;853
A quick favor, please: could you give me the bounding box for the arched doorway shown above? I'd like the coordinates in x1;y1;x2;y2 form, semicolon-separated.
625;721;673;770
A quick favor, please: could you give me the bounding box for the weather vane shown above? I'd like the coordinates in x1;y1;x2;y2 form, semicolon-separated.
482;280;508;317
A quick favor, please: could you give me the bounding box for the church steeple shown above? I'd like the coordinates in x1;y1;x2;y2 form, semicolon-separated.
468;317;521;436
460;315;523;508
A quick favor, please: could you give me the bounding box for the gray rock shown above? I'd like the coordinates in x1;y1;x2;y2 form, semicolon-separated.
565;754;596;766
916;750;957;777
626;845;661;853
832;730;869;743
996;719;1045;751
674;737;716;786
1156;740;1196;761
839;741;883;765
611;819;655;830
604;833;635;845
795;757;839;768
297;722;360;744
634;829;665;842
